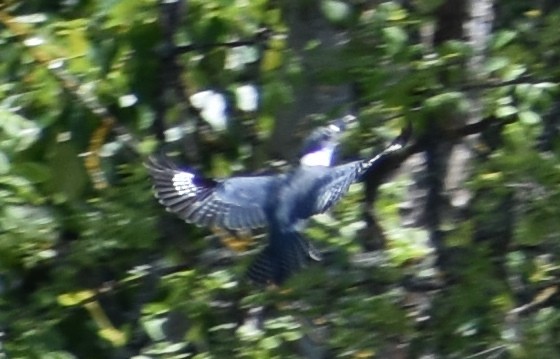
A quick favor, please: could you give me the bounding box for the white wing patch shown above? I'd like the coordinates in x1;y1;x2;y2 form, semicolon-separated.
146;156;276;229
172;172;197;197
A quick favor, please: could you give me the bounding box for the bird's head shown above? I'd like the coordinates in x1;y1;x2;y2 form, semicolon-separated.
299;115;356;167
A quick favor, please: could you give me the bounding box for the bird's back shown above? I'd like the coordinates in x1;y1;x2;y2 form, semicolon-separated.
270;165;332;228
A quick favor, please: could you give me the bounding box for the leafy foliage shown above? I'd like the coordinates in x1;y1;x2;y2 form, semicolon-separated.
2;0;560;358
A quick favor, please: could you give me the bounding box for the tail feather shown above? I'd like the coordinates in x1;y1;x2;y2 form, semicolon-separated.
247;246;276;285
247;232;319;285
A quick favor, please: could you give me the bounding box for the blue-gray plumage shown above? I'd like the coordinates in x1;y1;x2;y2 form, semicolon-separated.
146;116;408;285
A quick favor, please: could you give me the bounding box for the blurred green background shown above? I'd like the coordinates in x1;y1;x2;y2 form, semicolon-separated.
1;0;560;358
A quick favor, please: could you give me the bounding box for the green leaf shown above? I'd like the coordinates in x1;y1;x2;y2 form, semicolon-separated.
57;290;95;306
47;141;88;202
41;352;77;359
518;110;540;125
503;64;526;81
321;0;353;24
261;335;281;349
383;26;407;54
98;328;126;347
0;151;9;174
142;318;167;341
492;30;517;49
14;162;51;183
387;8;408;21
424;91;467;114
485;57;509;73
495;105;518;118
0;108;41;152
534;82;557;89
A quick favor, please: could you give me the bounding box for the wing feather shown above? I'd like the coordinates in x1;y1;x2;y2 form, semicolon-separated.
313;161;362;214
311;128;409;214
146;156;279;230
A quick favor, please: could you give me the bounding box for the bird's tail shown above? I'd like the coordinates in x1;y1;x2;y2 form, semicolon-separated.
247;231;320;285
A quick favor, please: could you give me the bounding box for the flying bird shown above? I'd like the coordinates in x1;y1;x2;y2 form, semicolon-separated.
146;116;408;285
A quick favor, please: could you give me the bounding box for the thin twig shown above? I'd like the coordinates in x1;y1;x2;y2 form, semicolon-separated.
464;345;507;359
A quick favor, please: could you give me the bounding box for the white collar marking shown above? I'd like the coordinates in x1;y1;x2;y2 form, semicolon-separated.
300;147;335;167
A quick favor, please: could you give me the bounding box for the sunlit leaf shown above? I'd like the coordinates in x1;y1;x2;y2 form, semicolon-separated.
383;26;407;54
0;151;9;174
495;105;517;118
98;328;126;347
57;290;95;306
518;110;540;125
321;0;353;24
491;30;516;49
0;108;41;152
142;318;167;341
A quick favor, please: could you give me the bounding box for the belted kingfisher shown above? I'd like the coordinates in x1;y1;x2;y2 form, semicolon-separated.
147;116;408;285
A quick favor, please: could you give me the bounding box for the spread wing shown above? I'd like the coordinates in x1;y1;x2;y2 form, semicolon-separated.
312;160;364;214
146;156;279;230
312;127;410;214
